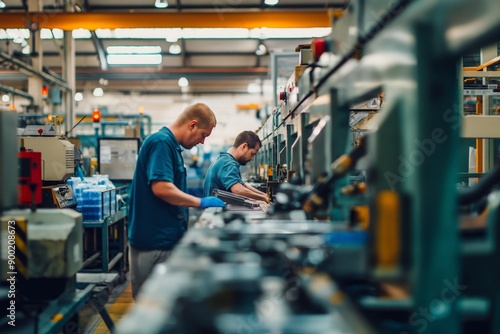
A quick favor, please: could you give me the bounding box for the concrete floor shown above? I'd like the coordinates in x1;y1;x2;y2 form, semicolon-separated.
79;273;132;334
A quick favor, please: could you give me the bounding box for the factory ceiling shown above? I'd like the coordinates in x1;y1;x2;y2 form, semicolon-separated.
0;0;346;96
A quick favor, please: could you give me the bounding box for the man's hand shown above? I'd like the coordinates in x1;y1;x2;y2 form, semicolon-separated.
262;193;270;204
199;196;226;209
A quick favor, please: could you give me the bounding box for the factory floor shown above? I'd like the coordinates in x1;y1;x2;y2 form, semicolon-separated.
77;209;202;334
79;272;133;334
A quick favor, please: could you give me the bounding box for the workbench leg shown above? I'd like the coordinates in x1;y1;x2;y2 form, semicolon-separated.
118;219;125;281
102;223;109;272
89;298;115;332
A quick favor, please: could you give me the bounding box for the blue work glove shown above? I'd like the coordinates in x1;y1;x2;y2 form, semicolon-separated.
199;196;225;209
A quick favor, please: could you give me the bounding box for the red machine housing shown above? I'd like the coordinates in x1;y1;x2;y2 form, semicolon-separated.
18;150;42;206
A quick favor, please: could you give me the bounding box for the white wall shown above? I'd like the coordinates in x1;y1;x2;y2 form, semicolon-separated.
75;92;270;145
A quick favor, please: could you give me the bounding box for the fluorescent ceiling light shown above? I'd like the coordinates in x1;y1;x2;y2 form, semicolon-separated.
13;36;24;44
107;45;162;54
249;28;262;39
264;0;279;5
74;92;83;102
107;54;162;65
113;28;168;39
260;28;332;39
72;29;91;39
2;94;10;102
178;77;189;87
166;28;181;42
41;29;56;39
0;29;29;40
93;88;104;97
155;0;168;8
95;29;114;38
92;27;331;40
52;29;64;39
182;28;249;39
169;44;181;54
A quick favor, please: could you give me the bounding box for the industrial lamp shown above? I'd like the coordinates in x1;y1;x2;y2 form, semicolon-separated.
155;0;168;8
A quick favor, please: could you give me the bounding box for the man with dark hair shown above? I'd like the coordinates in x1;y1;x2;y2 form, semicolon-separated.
128;103;225;299
203;130;268;202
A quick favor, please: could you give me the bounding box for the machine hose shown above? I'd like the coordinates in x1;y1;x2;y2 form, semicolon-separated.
458;165;500;205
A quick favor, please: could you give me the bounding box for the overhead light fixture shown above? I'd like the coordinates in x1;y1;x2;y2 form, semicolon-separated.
13;36;25;44
165;28;181;42
155;0;168;8
169;43;181;55
0;1;6;9
22;45;30;54
264;0;279;5
91;28;331;40
166;36;178;43
182;28;249;39
95;29;114;39
107;45;161;54
74;92;83;102
260;28;332;39
255;43;267;56
93;87;104;97
72;29;91;39
52;29;64;39
178;77;189;87
107;54;162;65
2;94;10;102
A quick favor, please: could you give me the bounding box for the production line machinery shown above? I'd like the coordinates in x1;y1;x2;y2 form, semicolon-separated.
0;110;120;333
116;0;500;333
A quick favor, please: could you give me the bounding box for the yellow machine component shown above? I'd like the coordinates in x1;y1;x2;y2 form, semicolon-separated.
351;205;370;230
375;191;401;271
476;96;483;174
267;165;273;181
341;182;367;195
331;154;353;175
51;314;64;323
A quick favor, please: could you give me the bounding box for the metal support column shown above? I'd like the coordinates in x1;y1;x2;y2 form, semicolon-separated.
27;0;44;110
63;0;76;134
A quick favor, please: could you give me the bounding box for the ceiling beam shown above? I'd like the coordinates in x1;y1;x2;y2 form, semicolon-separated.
90;31;108;70
74;72;267;81
86;4;344;11
42;51;263;57
0;11;337;29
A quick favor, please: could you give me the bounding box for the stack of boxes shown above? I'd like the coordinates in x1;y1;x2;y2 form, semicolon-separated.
67;175;116;222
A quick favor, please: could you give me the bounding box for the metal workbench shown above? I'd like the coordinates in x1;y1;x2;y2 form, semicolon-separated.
81;209;127;278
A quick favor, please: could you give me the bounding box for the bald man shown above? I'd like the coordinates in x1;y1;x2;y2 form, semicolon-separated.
128;103;225;298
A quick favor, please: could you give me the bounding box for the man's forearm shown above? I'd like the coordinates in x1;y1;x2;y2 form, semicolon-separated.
231;183;268;202
151;181;201;207
245;183;267;197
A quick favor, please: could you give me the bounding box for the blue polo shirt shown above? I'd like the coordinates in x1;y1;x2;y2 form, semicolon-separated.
203;152;243;196
128;127;188;250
